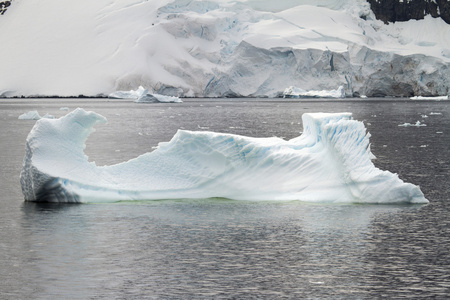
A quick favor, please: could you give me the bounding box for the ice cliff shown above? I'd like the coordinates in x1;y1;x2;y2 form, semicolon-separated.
20;108;428;203
0;0;449;98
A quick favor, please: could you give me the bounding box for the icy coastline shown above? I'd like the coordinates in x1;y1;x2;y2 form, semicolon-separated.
20;108;428;204
0;0;449;98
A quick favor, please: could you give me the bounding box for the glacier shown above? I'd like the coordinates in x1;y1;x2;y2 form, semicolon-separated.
0;0;449;98
20;108;428;204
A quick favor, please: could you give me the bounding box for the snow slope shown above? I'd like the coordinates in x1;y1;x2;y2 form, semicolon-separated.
0;0;449;97
20;108;428;203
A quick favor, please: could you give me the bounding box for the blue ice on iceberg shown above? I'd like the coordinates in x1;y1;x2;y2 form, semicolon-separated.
20;108;428;204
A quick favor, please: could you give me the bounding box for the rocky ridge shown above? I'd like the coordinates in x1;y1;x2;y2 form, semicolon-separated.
368;0;450;24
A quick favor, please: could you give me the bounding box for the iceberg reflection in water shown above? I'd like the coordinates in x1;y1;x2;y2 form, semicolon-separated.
20;109;428;204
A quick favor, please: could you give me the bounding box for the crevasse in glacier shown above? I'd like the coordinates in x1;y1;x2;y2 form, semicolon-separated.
20;108;428;204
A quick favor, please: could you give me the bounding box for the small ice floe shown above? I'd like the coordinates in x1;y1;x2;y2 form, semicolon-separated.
18;111;41;120
421;115;428;118
430;112;442;115
398;121;427;127
19;111;55;120
283;86;345;98
309;281;325;285
60;107;70;111
410;95;449;101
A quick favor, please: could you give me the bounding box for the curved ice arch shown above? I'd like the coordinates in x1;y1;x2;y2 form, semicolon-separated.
20;108;428;204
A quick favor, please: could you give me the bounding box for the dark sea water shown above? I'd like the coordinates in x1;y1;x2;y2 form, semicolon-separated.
0;98;449;299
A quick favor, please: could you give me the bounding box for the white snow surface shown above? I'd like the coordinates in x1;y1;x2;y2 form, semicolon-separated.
0;0;449;97
283;86;345;98
20;108;428;204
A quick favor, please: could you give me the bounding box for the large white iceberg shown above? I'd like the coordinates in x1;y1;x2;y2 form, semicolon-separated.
20;108;428;204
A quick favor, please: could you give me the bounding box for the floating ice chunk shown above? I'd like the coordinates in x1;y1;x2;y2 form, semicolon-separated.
108;86;148;99
135;93;182;103
20;109;428;204
283;86;345;98
60;107;70;111
42;113;55;119
410;96;449;100
18;111;41;120
398;121;427;127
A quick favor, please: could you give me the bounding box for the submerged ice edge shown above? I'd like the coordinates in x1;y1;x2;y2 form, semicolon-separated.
20;108;428;204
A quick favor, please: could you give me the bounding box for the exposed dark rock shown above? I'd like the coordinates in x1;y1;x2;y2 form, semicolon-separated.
368;0;450;24
0;1;12;15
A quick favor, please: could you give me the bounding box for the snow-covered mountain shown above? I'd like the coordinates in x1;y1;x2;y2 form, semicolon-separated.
0;0;449;97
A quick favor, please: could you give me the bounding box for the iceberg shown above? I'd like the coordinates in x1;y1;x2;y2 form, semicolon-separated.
283;86;345;99
18;111;54;120
109;86;182;103
108;86;147;99
398;121;427;127
18;111;41;120
20;108;428;204
135;93;182;103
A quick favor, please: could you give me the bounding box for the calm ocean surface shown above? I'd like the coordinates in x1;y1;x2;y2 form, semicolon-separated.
0;98;449;299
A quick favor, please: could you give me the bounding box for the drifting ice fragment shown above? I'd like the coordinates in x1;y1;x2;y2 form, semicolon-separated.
283;86;345;98
410;96;449;100
18;111;41;120
20;109;428;204
18;111;55;120
398;121;427;127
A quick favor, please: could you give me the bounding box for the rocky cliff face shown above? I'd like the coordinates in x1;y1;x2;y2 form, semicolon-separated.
368;0;450;24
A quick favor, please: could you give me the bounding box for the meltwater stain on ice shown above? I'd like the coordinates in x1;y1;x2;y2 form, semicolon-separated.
20;108;428;204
